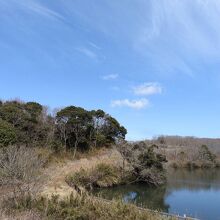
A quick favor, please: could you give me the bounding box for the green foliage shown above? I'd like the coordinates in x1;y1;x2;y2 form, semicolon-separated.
0;100;51;147
25;102;42;115
132;145;167;185
118;142;167;186
0;99;127;153
55;106;127;154
0;119;17;147
138;145;167;171
0;101;26;126
56;106;93;151
199;145;216;162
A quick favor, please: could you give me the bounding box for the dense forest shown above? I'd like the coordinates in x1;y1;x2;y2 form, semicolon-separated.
0;100;127;154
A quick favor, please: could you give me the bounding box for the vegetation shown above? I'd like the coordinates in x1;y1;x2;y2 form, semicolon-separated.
66;163;124;190
0;119;17;147
1;99;220;219
118;141;167;186
66;142;168;192
55;106;127;154
2;193;174;220
0;145;47;205
151;135;220;154
147;136;220;169
0;100;52;148
0;100;126;156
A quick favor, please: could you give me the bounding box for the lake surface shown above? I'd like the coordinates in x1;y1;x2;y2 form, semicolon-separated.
93;169;220;220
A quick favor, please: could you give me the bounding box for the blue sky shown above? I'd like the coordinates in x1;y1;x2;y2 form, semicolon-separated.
1;0;220;140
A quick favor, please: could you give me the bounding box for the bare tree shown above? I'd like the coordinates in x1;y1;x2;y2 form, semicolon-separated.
0;146;46;203
56;116;68;151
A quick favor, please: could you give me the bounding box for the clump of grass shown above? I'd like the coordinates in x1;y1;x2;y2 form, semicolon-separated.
66;163;124;190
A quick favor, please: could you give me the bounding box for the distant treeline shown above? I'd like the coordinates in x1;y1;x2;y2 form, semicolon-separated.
150;135;220;153
0;100;127;153
147;136;220;169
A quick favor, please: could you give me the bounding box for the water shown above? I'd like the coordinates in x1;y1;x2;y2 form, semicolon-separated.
93;169;220;220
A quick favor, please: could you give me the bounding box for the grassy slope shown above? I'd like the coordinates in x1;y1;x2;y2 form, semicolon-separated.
40;148;123;198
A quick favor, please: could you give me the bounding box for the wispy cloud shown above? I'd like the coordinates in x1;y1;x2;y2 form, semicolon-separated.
4;0;65;22
24;0;220;77
133;82;162;96
24;2;64;21
111;98;149;110
76;47;97;60
134;0;220;76
88;42;101;50
102;74;119;80
69;0;220;77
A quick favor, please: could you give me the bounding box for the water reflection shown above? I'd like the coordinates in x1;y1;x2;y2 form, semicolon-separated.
95;183;170;211
93;169;220;220
167;169;220;190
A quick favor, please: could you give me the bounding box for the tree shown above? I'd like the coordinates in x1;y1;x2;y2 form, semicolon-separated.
56;106;92;155
90;109;106;148
199;145;216;162
0;101;27;127
103;116;127;144
0;100;52;147
0;119;17;147
0;100;127;151
22;102;45;146
0;146;46;203
89;110;127;147
117;142;167;186
24;102;43;123
56;106;127;155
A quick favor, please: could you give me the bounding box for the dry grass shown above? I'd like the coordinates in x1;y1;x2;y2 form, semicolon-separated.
2;192;175;220
0;147;177;220
66;163;124;190
0;210;42;220
40;148;123;198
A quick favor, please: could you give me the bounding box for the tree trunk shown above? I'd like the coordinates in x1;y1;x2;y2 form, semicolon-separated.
73;140;78;158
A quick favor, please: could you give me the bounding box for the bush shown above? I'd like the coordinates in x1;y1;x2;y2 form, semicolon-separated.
0;119;17;147
117;142;167;186
66;163;123;190
0;146;47;199
199;145;216;162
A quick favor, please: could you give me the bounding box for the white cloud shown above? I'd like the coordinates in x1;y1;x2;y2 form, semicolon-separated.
76;47;97;59
102;74;119;80
133;82;162;96
111;98;149;110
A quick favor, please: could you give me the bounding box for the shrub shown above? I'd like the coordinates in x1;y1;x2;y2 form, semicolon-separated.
117;142;167;186
0;145;47;200
199;145;216;162
0;119;17;147
66;163;123;190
